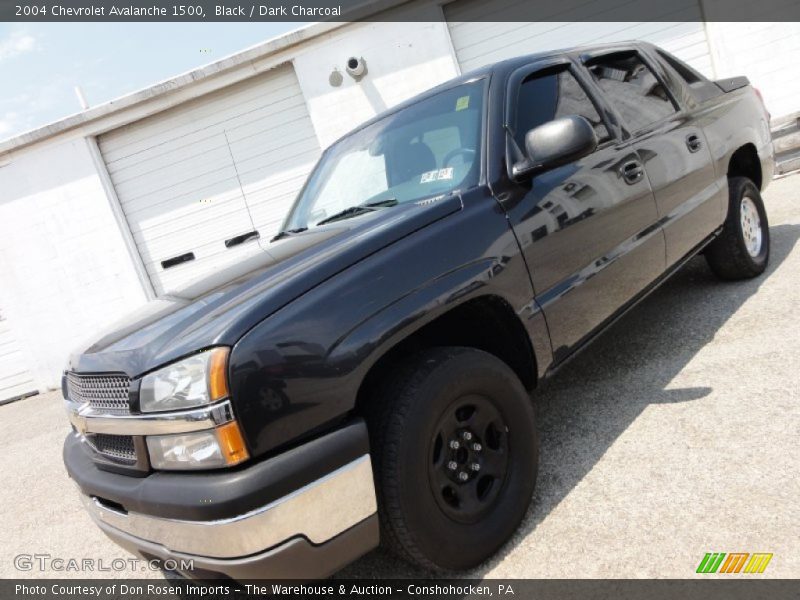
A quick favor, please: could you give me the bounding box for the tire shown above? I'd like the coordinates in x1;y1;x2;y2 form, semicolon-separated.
366;347;538;571
705;176;770;280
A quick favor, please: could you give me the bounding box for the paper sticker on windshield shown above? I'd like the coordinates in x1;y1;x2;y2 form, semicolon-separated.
420;168;454;183
420;170;438;183
455;96;470;111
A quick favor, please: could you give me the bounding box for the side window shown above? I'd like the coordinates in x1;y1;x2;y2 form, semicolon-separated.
514;68;610;149
656;50;705;85
587;52;677;132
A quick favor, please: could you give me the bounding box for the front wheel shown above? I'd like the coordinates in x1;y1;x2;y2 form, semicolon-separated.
705;176;770;280
367;347;538;571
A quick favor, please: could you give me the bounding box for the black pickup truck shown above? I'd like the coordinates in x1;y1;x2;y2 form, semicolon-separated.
63;42;773;578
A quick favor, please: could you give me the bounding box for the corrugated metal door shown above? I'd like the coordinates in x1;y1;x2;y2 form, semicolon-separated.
445;0;714;77
0;308;38;404
99;64;321;296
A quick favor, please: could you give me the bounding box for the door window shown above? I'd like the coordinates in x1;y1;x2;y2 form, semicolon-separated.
587;52;678;132
514;68;610;148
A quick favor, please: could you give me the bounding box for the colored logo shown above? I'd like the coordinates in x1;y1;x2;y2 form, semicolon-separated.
696;552;773;574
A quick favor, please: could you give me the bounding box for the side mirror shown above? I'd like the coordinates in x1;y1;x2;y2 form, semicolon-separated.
512;115;598;180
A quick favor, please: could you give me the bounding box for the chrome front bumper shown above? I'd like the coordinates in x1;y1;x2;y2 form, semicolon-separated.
80;455;377;559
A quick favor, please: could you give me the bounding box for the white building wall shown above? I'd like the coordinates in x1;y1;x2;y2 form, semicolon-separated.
705;21;800;119
0;306;38;401
0;138;148;389
293;8;460;147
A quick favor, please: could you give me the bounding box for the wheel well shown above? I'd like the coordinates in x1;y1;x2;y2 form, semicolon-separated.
355;295;537;412
728;143;762;190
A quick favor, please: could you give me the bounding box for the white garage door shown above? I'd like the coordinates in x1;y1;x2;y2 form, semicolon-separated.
99;64;321;296
445;0;714;77
0;308;37;404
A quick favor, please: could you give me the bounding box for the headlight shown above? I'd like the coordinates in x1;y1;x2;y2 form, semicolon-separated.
140;348;229;413
147;422;249;470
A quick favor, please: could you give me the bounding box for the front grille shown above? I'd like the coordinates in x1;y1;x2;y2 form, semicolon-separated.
66;372;130;414
89;433;137;464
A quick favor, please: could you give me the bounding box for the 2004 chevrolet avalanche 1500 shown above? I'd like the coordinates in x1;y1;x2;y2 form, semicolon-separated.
63;42;774;578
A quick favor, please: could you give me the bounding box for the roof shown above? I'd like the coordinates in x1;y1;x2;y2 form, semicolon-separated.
334;48;571;141
355;39;650;123
327;40;654;148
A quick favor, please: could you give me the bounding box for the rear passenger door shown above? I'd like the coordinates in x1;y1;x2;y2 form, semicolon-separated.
504;61;665;360
582;49;719;266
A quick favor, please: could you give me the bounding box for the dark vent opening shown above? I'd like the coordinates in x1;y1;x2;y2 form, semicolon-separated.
161;252;195;270
225;230;260;248
95;496;128;515
92;433;137;463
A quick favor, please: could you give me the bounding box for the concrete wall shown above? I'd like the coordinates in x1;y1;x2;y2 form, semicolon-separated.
0;138;148;389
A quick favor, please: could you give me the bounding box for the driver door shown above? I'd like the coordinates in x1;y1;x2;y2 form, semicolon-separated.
504;62;665;360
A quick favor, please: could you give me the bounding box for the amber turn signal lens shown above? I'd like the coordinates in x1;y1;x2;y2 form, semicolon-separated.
215;421;249;466
208;347;230;402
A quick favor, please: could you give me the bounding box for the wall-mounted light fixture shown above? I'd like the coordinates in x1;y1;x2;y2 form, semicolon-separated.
345;57;368;81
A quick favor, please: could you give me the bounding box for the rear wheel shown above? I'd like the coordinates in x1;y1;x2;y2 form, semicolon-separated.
366;347;538;571
705;176;769;279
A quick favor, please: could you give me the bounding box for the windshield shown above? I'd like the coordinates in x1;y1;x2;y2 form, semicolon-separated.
284;80;485;230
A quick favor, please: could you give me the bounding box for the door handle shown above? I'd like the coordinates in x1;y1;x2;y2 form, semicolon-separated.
686;134;702;153
621;160;644;185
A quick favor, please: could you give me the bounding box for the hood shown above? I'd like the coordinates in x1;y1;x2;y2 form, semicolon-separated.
69;194;462;376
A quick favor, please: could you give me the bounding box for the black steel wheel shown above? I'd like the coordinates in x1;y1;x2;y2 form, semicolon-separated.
428;395;510;524
367;347;538;571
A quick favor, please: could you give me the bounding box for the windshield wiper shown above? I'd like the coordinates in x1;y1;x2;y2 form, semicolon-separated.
363;198;399;208
270;227;308;242
315;198;398;226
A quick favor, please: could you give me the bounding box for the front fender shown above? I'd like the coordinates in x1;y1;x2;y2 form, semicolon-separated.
228;188;549;458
